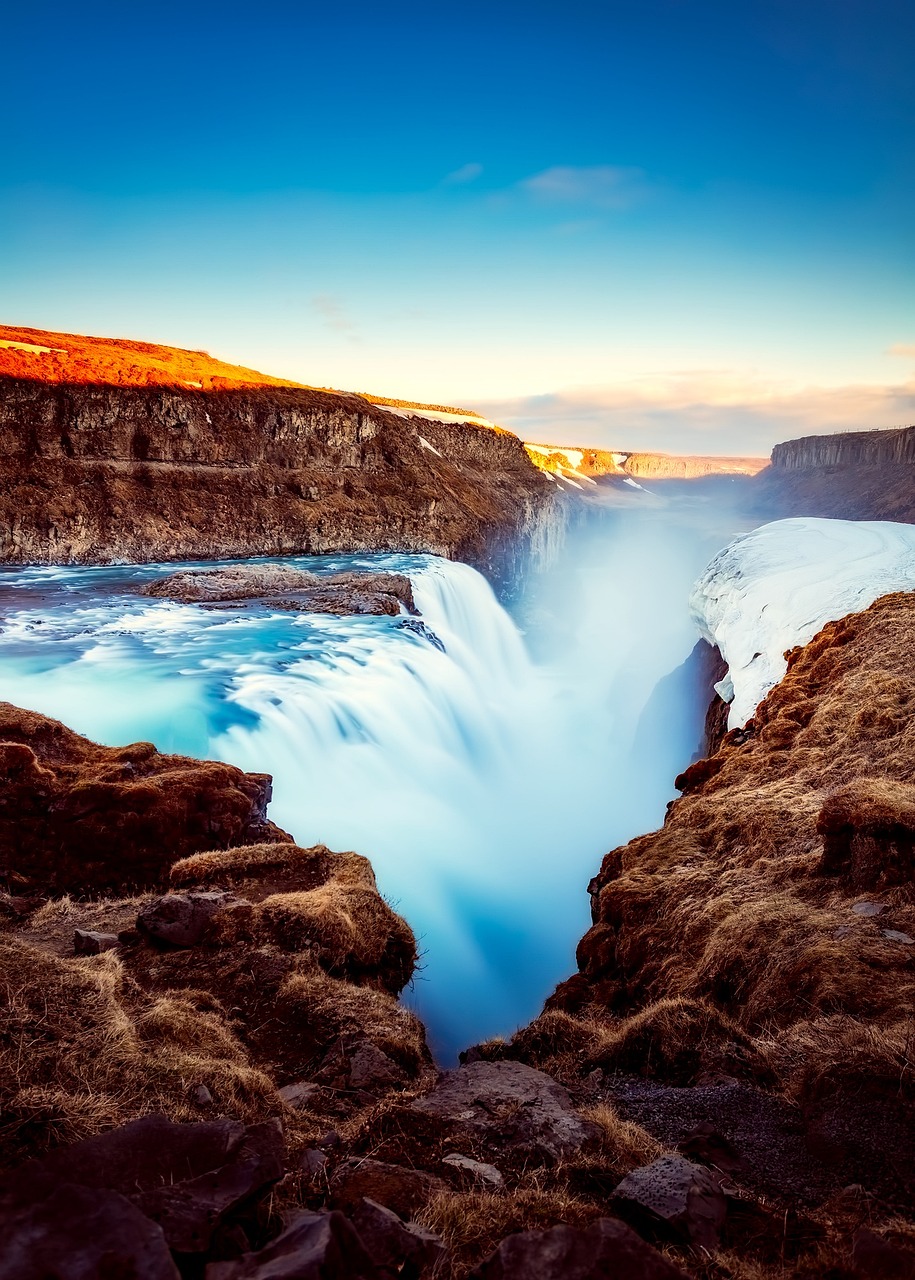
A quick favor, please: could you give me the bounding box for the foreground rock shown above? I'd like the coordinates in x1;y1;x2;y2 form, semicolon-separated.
0;1183;181;1280
0;701;287;893
204;1211;380;1279
610;1155;727;1250
470;1218;690;1280
411;1060;600;1161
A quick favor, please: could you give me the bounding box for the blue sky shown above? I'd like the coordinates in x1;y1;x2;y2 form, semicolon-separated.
2;0;913;452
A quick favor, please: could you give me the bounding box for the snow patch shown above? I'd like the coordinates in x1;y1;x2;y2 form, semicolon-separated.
383;405;496;428
690;517;915;729
419;436;443;457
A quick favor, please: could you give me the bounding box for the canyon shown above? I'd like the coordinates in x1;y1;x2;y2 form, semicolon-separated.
2;326;915;1278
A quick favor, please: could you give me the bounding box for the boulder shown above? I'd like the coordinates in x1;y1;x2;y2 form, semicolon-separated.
347;1198;445;1275
411;1060;600;1161
348;1041;407;1090
73;928;120;954
469;1217;690;1279
0;1182;180;1280
301;1149;329;1178
442;1152;504;1187
6;1114;248;1197
852;1227;915;1279
137;889;243;947
134;1119;285;1253
610;1155;727;1250
329;1158;445;1220
204;1210;381;1279
4;1115;285;1257
279;1080;322;1110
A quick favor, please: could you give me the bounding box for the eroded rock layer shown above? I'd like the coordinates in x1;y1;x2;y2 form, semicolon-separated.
754;423;915;523
0;375;558;591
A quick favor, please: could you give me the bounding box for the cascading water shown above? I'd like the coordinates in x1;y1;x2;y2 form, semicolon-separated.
0;493;750;1058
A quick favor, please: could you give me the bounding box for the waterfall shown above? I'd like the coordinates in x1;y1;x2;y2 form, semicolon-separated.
0;492;749;1057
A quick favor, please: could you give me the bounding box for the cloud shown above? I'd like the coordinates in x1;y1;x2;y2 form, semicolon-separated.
443;162;483;185
516;164;648;210
888;342;915;358
311;293;359;341
476;371;915;456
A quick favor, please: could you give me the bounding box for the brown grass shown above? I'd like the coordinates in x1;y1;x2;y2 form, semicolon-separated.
542;595;915;1106
0;938;278;1163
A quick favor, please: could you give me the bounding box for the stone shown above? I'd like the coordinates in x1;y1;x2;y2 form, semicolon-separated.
194;1083;215;1107
881;929;914;945
73;928;120;954
347;1197;445;1274
677;1122;745;1174
329;1158;445;1220
137;889;242;947
469;1217;690;1279
0;1182;180;1280
204;1210;381;1279
852;901;887;916
134;1119;285;1253
301;1149;328;1178
852;1227;915;1279
0;701;286;895
279;1080;321;1110
348;1041;406;1090
442;1152;505;1187
610;1155;728;1250
6;1114;248;1198
411;1060;600;1161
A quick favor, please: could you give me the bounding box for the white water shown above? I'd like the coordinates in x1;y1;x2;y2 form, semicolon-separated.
0;494;749;1058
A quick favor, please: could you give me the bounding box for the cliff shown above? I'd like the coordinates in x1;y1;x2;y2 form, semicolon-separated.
0;373;560;591
525;442;767;485
754;423;915;524
487;591;915;1275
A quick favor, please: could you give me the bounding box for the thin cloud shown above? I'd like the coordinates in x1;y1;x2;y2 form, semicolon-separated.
312;293;359;341
517;164;648;210
477;373;915;456
443;162;483;185
888;342;915;358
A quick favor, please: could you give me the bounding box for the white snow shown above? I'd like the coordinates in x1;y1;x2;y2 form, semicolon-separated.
0;339;67;355
556;474;583;490
419;436;443;457
382;405;496;428
623;478;644;490
612;452;629;466
690;517;915;729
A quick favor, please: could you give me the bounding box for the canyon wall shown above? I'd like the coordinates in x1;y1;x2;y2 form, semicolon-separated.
525;441;767;483
754;422;915;523
0;376;560;592
770;425;915;470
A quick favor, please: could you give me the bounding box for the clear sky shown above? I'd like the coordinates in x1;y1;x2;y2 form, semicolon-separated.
2;0;913;453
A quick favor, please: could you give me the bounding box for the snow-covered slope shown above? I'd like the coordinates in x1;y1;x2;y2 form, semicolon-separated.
690;517;915;729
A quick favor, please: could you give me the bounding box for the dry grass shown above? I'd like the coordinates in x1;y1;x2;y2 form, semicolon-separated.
0;938;278;1163
418;1187;602;1278
171;842;375;893
276;970;428;1078
546;595;915;1106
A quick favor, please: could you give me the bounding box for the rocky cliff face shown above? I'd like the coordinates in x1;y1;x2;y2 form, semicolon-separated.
0;376;560;592
525;442;767;484
770;425;915;470
754;423;915;523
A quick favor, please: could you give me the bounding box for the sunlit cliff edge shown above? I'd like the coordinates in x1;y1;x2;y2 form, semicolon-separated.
0;326;559;590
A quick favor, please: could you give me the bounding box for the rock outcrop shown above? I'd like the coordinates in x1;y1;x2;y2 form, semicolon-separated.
140;565;419;616
0;701;287;894
753;423;915;523
0;369;559;592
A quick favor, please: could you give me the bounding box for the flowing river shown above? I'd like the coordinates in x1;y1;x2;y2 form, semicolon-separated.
0;488;751;1058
